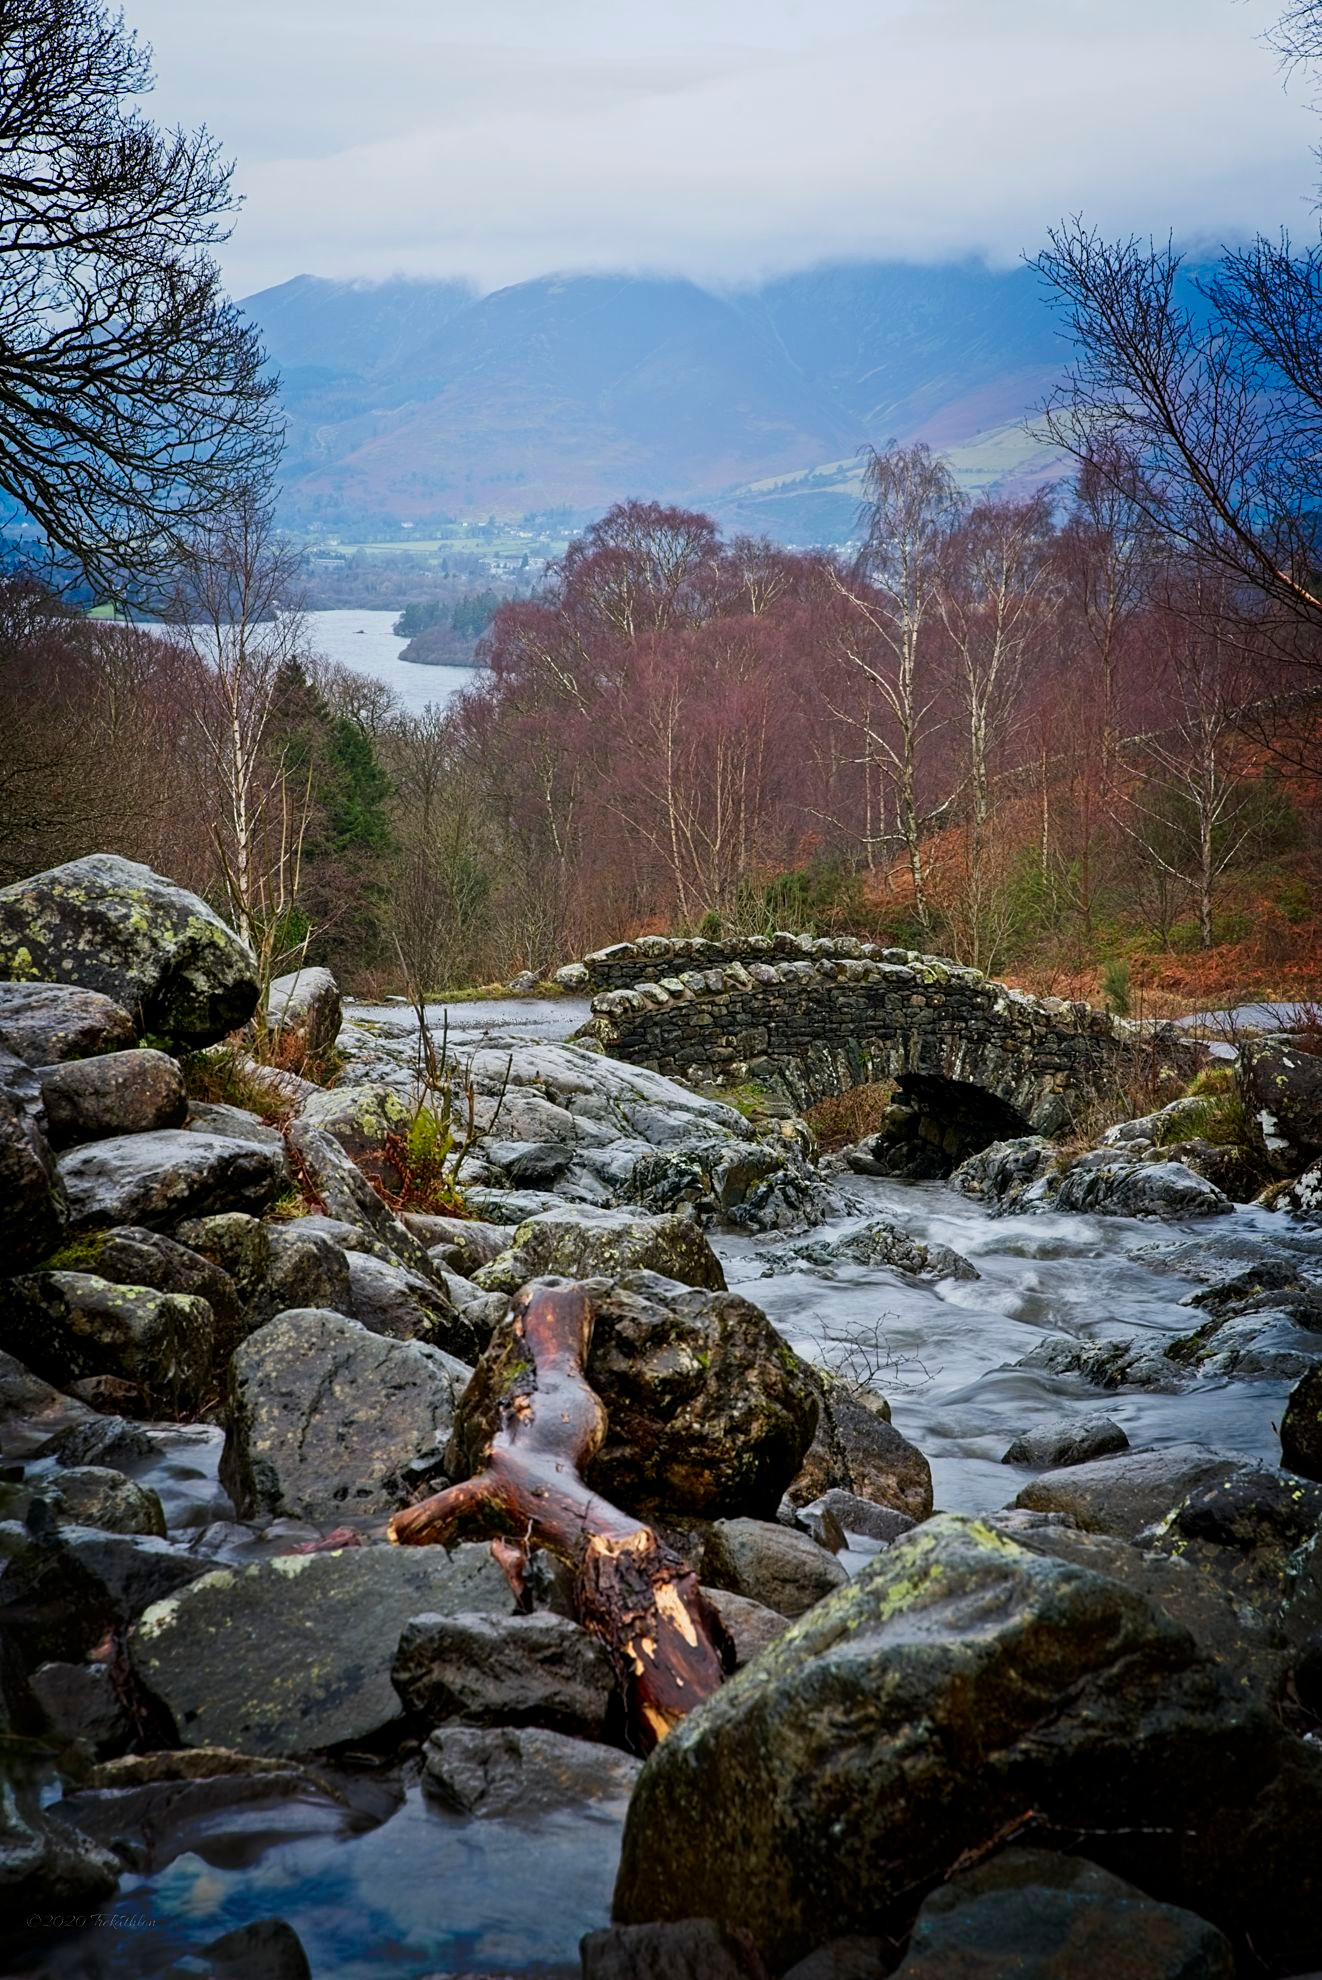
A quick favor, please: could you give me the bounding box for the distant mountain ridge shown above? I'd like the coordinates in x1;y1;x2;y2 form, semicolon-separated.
244;261;1071;544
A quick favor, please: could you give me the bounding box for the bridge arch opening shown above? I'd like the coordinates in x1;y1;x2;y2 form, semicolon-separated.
855;1072;1035;1180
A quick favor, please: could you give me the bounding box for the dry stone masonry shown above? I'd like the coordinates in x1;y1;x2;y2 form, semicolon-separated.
572;934;1201;1138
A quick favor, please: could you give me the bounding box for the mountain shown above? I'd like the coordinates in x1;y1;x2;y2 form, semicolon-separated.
243;262;1071;545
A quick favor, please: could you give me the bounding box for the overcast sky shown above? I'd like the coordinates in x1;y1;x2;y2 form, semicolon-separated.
128;0;1317;299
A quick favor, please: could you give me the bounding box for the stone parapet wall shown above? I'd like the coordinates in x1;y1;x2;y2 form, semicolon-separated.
578;947;1200;1132
562;933;929;994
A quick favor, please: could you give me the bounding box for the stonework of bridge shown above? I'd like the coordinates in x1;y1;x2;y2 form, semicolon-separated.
567;934;1201;1168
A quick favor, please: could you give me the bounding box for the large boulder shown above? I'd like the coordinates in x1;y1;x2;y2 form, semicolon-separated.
0;1271;214;1415
0;1519;208;1664
0;1046;65;1267
473;1206;727;1296
37;1047;187;1147
1050;1156;1233;1220
345;1250;486;1363
40;1224;244;1369
1239;1036;1322;1175
266;966;341;1060
612;1515;1322;1974
283;1119;442;1283
0;980;134;1065
58;1128;286;1232
221;1307;471;1523
1011;1446;1254;1539
451;1272;820;1522
129;1542;515;1757
0;854;258;1047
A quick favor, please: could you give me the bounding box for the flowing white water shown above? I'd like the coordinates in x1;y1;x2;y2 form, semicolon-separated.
50;999;1322;1978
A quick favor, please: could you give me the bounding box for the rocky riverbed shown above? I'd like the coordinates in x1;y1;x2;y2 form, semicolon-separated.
3;856;1322;1979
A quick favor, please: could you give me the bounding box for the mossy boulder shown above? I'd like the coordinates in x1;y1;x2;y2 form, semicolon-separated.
451;1270;819;1522
0;980;134;1066
0;1271;214;1415
472;1206;726;1297
613;1515;1322;1974
57;1128;285;1233
1239;1036;1322;1176
0;1046;66;1268
37;1048;186;1148
0;854;258;1048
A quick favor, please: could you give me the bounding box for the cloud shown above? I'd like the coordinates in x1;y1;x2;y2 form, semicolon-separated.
128;0;1317;295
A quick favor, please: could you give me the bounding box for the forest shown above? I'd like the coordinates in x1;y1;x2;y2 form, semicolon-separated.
3;456;1316;1014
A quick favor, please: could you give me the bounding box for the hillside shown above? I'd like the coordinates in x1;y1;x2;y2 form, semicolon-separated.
244;262;1069;544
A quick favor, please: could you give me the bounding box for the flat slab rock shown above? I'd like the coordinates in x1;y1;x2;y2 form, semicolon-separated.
130;1542;516;1757
58;1128;286;1232
221;1307;471;1523
393;1608;615;1738
1011;1445;1256;1539
423;1723;641;1818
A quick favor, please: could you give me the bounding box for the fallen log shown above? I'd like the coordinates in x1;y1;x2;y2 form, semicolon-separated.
388;1279;727;1750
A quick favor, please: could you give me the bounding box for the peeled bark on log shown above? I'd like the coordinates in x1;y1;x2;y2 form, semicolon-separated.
388;1279;727;1750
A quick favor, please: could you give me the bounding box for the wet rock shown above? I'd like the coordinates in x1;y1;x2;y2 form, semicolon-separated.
892;1847;1235;1979
1002;1418;1130;1469
267;965;341;1060
296;1081;412;1191
785;1220;979;1282
174;1211;270;1304
39;1224;244;1370
0;1778;120;1912
1183;1261;1322;1327
221;1307;470;1522
0;980;135;1066
780;1938;887;1980
283;1119;442;1282
950;1137;1056;1210
31;1658;134;1758
461;1184;576;1224
0;853;258;1047
0;1271;213;1415
185;1099;287;1153
58;1128;285;1232
422;1722;641;1817
47;1413;153;1470
1281;1366;1322;1482
0;1046;66;1268
452;1272;819;1522
807;1489;916;1547
40;1465;165;1537
701;1586;790;1668
0;1348;92;1460
244;1221;350;1333
196;1917;314;1980
0;1519;207;1663
57;1751;358;1878
701;1518;847;1618
410;1213;508;1276
1240;1035;1322;1175
393;1609;615;1737
582;1920;770;1980
612;1514;1322;1974
1102;1097;1211;1147
1014;1333;1181;1393
628;1140;834;1236
36;1048;186;1148
1165;1304;1322;1383
481;1137;576;1187
788;1380;932;1521
1277;1156;1322;1221
1011;1445;1254;1538
129;1542;515;1757
1050;1156;1233;1220
346;1250;486;1362
473;1205;727;1296
0;1259;211;1417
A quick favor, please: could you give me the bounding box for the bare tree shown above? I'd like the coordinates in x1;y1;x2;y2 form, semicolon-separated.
173;494;313;982
0;0;280;596
835;443;966;931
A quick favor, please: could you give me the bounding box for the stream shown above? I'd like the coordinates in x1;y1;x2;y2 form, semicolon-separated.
35;1005;1322;1980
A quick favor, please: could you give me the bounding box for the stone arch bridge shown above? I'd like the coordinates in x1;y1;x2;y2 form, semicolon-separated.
564;935;1202;1174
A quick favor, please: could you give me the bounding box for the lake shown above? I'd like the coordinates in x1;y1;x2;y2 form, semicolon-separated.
304;608;478;717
